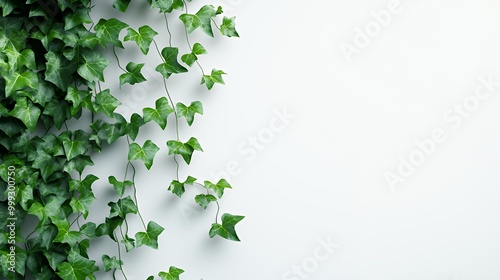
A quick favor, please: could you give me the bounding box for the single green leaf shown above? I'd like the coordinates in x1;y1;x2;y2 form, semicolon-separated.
149;0;183;13
64;156;95;175
196;5;217;37
77;49;110;83
204;179;232;198
108;196;138;219
80;222;96;238
166;137;202;164
69;174;99;193
52;217;82;245
119;62;146;88
44;51;77;90
66;86;90;108
209;213;244;241
127;113;145;141
201;69;226;90
186;137;203;152
0;0;15;16
9;97;41;132
56;250;98;280
121;235;135;252
158;266;184;280
128;140;160;170
168;176;196;197
176;101;203;126
194;194;217;209
60;130;89;161
155;47;188;79
64;8;92;30
43;99;70;130
4;70;39;96
108;176;133;197
124;25;158;55
135;221;164;249
70;192;95;219
179;14;202;33
220;16;239;37
94;89;121;117
181;53;197;67
102;255;123;272
94;18;128;48
142;97;174;130
192;43;207;55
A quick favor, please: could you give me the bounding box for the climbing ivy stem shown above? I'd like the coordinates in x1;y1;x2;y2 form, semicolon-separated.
112;46;127;72
126;135;147;230
114;231;128;280
163;13;172;47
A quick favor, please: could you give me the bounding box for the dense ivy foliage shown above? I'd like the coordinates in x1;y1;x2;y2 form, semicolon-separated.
0;0;243;279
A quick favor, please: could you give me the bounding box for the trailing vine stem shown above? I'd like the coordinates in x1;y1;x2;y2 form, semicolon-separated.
126;135;147;230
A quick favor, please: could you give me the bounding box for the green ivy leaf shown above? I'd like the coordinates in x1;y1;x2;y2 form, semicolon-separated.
45;51;77;90
119;62;146;88
43;99;70;130
56;250;98;280
94;18;128;48
194;194;217;209
196;5;217;37
77;49;110;83
70;192;95;219
66;87;90;109
180;53;197;67
68;175;99;195
52;217;83;245
158;266;184;280
201;69;226;90
60;130;89;161
124;25;158;55
108;176;133;197
4;70;39;96
166;137;203;164
4;47;36;70
94;89;121;117
176;101;203;126
112;0;131;12
155;47;188;79
128;140;160;170
127;113;145;141
209;213;244;241
108;196;138;219
220;16;239;37
80;222;96;238
64;8;92;30
204;179;232;198
192;42;208;55
9;97;41;132
0;0;15;17
168;176;196;197
102;255;123;272
142;97;174;130
149;0;183;13
135;221;164;249
121;235;135;252
179;14;202;34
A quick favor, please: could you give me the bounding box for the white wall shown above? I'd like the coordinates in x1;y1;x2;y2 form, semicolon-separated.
87;0;500;279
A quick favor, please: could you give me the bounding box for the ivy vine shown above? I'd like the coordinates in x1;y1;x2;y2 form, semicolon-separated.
0;0;243;279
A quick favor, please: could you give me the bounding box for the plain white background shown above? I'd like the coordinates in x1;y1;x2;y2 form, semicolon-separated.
85;0;500;279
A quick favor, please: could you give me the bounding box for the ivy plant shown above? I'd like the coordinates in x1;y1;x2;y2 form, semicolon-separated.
0;0;243;279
